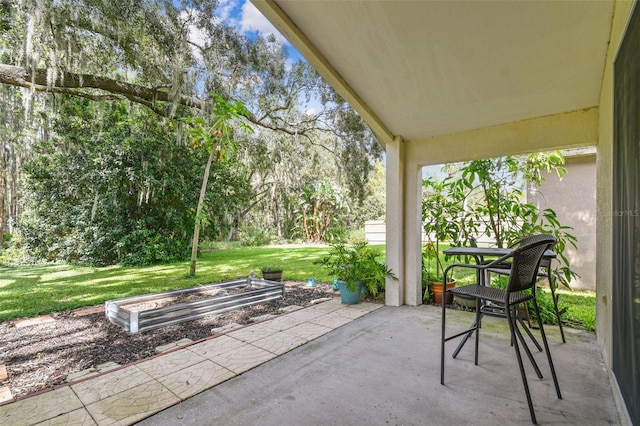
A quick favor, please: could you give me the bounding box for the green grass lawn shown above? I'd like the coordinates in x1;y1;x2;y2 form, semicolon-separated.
0;245;339;322
540;288;596;331
0;244;595;331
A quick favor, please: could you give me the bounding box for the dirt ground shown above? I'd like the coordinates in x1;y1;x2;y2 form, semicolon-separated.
0;283;338;399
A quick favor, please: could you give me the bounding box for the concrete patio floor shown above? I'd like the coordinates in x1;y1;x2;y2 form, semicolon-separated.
0;298;621;425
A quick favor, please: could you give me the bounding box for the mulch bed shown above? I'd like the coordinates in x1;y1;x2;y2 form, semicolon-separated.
0;283;338;400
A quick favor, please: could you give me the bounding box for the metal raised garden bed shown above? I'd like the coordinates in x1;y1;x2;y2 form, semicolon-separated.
105;278;285;333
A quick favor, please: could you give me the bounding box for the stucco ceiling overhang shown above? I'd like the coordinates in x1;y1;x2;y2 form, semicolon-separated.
253;1;614;148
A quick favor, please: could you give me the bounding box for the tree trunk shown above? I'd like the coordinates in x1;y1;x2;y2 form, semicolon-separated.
0;138;6;248
9;146;18;232
190;142;218;276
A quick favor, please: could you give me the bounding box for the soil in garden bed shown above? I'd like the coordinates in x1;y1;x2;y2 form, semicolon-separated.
0;283;338;400
119;287;233;312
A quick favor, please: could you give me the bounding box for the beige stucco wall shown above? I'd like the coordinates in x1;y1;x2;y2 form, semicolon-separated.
596;0;635;369
595;2;635;424
528;152;597;291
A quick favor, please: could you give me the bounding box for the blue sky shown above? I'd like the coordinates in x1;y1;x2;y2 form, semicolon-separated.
208;0;321;113
215;0;304;64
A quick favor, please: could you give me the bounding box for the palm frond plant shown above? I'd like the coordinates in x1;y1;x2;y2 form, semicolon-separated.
316;242;397;298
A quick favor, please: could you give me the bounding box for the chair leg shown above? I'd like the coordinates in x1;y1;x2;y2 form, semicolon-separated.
532;297;562;399
441;287;447;385
518;314;543;352
507;305;538;424
513;309;543;380
452;297;483;360
547;268;566;343
474;297;481;365
452;324;474;359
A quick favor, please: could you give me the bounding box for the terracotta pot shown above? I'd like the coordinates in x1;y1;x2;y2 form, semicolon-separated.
429;280;456;304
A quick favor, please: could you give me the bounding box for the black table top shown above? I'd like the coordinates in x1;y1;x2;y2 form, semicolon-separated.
443;246;556;259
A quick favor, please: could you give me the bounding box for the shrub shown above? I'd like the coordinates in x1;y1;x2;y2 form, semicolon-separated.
239;226;272;246
315;242;396;296
117;229;189;266
345;228;366;244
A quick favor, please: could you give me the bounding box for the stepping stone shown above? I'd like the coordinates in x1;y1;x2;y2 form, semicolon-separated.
279;305;302;313
0;364;7;381
95;362;120;373
155;338;193;353
67;368;99;382
0;386;12;403
249;314;277;322
67;361;122;382
72;306;104;316
211;323;242;334
13;315;55;328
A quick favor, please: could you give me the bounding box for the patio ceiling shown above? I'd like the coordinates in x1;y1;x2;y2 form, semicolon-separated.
253;1;614;147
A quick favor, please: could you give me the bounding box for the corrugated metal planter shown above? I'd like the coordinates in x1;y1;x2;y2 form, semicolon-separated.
105;278;285;333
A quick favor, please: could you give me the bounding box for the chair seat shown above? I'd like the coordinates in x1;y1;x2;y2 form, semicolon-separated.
487;267;550;279
449;284;533;305
487;267;511;275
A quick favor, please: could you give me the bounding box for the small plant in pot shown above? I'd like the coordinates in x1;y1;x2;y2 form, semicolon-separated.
316;242;397;304
260;265;284;282
422;243;456;304
421;177;462;304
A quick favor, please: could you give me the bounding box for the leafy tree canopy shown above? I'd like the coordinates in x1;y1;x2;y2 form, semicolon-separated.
0;0;387;265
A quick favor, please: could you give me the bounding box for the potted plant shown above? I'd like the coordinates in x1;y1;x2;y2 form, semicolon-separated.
260;265;284;282
316;242;397;304
421;177;462;304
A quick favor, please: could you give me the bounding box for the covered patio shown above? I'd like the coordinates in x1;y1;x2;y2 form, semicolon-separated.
253;0;638;424
141;304;618;425
0;299;619;424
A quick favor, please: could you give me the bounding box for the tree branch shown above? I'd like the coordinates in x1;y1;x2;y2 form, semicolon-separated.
0;64;332;137
0;64;205;109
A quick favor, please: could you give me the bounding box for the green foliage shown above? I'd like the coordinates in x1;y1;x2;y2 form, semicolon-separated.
424;153;579;290
315;242;396;296
117;225;189;266
348;160;386;224
185;94;254;276
260;265;283;273
297;180;346;243
421;177;463;279
421;245;441;285
1;0;386;256
533;289;596;332
238;225;274;247
16;97;250;266
1;232;10;249
345;228;366;245
20;98;197;265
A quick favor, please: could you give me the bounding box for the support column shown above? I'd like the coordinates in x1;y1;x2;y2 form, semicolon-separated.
403;165;423;306
385;135;405;306
385;135;424;307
